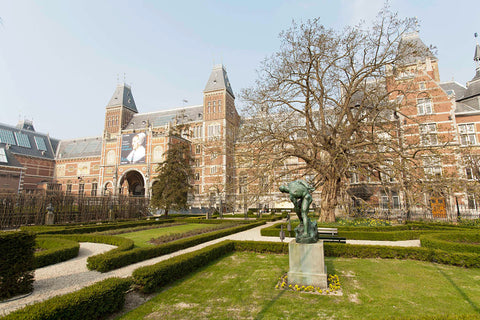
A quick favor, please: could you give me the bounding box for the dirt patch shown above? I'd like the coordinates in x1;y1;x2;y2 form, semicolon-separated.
348;293;361;304
106;291;155;320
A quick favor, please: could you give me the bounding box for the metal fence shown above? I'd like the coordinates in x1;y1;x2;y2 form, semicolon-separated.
0;193;150;230
346;205;480;222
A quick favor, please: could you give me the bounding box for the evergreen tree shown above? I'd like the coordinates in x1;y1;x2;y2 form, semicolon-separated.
151;128;193;216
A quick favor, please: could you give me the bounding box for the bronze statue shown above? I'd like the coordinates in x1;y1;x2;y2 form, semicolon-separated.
279;180;318;243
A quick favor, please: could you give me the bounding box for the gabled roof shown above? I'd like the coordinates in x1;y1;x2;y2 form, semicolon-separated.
439;81;466;99
125;105;203;131
204;64;234;97
56;136;103;159
398;32;437;66
106;83;138;112
0;122;57;160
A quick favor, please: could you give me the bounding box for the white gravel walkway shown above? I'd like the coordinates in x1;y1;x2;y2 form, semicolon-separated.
0;221;420;316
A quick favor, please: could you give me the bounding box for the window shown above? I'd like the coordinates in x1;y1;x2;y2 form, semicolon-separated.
218;100;222;113
350;172;359;184
392;191;400;209
208;102;211;113
423;157;442;177
194;185;200;194
468;194;477;210
417;97;433;115
195;145;201;154
0;148;7;163
34;136;47;151
419;123;437;146
66;184;72;194
213;101;216;113
0;129;16;145
106;150;116;165
208;124;221;138
195;159;200;167
91;183;98;196
419;82;426;90
153;146;163;162
79;183;85;196
381;194;389;210
15;132;31;148
466;168;475;180
194;173;200;181
459;123;476;146
210;166;217;174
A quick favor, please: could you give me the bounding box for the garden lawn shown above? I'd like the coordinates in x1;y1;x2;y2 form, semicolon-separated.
119;224;214;248
117;252;480;320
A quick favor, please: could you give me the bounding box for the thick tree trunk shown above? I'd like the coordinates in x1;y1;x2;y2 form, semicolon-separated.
319;178;341;223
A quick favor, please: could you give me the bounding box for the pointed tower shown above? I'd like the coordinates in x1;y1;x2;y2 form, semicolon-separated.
202;64;240;210
104;83;138;136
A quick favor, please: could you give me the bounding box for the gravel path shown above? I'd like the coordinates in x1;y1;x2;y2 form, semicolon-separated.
0;222;420;316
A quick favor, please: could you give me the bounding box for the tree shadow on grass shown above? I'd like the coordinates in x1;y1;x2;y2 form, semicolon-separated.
254;290;286;320
435;265;480;314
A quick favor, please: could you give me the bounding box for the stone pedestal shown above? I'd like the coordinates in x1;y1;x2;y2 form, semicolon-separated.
45;212;55;225
288;240;327;289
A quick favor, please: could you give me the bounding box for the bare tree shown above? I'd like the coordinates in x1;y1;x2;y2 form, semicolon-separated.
240;7;422;222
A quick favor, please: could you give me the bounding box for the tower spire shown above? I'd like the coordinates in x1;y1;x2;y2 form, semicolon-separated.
474;32;480;70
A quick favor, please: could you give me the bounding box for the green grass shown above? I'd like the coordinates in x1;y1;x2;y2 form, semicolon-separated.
117;252;480;320
119;224;215;247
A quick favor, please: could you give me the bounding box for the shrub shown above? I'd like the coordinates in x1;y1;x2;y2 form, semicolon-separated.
20;218;176;235
420;232;480;254
0;231;35;300
87;221;264;272
0;277;132;320
132;241;235;293
35;236;80;268
324;243;480;268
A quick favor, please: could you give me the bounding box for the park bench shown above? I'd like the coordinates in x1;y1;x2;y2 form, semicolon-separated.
317;227;346;243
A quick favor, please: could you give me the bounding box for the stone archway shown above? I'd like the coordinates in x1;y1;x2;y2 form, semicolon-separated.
119;170;145;196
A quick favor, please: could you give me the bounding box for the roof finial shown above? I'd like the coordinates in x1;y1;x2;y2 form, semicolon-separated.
474;33;480;69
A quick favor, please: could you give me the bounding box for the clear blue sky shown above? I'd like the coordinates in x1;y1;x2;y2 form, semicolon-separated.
0;0;479;139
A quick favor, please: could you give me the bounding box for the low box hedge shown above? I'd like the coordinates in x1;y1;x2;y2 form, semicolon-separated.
20;218;176;235
87;221;265;272
324;243;480;268
0;231;35;300
132;240;236;293
35;236;80;269
420;232;480;254
0;277;132;320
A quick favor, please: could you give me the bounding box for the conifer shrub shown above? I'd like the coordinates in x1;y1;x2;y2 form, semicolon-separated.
0;231;35;300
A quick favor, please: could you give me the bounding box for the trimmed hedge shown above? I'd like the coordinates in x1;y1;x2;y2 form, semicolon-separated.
233;240;288;254
133;241;235;293
35;236;80;269
87;221;265;272
20;218;176;235
0;231;35;300
0;277;132;320
324;243;480;268
420;232;480;254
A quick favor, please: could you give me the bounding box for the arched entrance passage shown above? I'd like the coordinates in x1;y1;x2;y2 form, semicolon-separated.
119;170;145;196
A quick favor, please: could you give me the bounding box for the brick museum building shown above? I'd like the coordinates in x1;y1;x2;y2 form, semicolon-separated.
1;33;480;214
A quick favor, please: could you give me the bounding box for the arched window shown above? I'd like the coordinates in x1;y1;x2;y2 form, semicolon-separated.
106;150;116;165
153;146;163;162
416;93;433;115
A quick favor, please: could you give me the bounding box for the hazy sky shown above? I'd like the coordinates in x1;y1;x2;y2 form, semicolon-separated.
0;0;479;139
